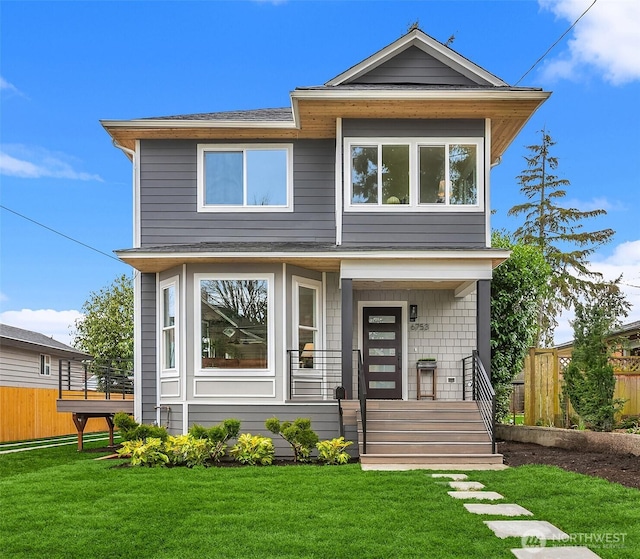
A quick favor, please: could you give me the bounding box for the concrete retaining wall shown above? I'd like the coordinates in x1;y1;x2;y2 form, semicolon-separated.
496;424;640;457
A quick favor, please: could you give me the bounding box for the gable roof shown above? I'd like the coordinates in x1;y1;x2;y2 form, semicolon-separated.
101;28;549;164
0;323;90;359
326;28;508;87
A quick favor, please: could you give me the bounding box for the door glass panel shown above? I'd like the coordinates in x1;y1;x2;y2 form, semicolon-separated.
368;315;396;324
369;364;395;373
368;331;395;340
369;381;396;389
369;347;396;357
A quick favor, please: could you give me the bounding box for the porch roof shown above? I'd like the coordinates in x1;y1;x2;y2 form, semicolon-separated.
115;242;509;275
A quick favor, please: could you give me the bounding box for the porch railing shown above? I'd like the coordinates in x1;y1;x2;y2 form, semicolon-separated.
356;350;367;454
462;351;496;453
58;359;134;400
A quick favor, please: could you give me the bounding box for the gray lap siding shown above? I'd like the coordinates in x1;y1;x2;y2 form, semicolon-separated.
139;139;336;246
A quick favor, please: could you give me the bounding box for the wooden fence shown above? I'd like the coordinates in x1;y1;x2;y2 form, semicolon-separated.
0;387;132;443
524;349;640;426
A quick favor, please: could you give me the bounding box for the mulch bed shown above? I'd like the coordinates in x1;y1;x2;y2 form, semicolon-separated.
498;440;640;490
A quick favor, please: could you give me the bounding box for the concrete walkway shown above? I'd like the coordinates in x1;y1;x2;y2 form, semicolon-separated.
434;472;604;558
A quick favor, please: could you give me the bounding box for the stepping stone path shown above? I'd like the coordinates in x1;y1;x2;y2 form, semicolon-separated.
464;504;533;517
433;473;603;558
448;490;504;500
449;481;485;491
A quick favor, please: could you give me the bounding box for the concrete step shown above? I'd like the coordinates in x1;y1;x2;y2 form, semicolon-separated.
358;441;494;454
360;453;504;465
364;430;491;443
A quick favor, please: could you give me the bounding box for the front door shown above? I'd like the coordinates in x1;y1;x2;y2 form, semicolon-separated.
363;307;402;399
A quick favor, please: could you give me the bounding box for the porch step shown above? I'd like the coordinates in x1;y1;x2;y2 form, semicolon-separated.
359;453;504;465
354;400;501;468
364;430;491;443
364;409;482;421
358;441;494;454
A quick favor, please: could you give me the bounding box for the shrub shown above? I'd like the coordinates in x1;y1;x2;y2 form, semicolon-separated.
265;417;318;462
229;434;274;465
112;413;168;442
165;435;213;467
118;438;169;467
316;437;353;465
188;419;241;462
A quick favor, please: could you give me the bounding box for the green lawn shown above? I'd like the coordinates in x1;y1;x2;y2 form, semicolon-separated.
0;445;638;558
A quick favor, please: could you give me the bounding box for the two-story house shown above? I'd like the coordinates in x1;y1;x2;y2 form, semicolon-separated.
102;29;549;467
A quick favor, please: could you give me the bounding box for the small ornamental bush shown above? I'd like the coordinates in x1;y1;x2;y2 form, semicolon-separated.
118;438;169;467
265;417;318;462
188;419;241;462
112;413;168;442
165;435;213;467
316;437;353;465
230;434;274;465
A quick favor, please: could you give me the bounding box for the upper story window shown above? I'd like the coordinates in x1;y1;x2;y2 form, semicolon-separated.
40;354;51;376
345;138;483;212
197;144;293;212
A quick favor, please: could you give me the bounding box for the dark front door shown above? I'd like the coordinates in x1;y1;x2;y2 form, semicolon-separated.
363;306;402;399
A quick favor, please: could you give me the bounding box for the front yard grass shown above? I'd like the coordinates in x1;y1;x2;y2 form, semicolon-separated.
0;445;638;558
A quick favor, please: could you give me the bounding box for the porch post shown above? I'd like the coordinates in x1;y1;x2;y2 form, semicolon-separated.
476;279;491;378
341;278;353;396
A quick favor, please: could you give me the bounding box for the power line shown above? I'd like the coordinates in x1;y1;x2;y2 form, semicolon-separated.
1;204;123;264
515;0;598;86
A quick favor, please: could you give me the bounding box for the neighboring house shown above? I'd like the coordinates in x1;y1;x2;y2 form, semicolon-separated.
102;29;549;465
0;323;93;441
556;320;640;359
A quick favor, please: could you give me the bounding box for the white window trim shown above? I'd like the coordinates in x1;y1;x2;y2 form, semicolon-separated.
159;276;179;378
194;272;276;377
292;275;324;361
197;143;294;213
40;354;51;376
344;137;484;213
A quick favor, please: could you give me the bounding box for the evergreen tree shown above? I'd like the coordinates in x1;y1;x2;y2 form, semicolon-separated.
490;231;550;421
508;129;615;346
562;281;629;431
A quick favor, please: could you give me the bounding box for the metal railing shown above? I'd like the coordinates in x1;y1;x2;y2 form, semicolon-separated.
58;359;134;400
462;351;496;453
287;349;343;400
356;350;367;454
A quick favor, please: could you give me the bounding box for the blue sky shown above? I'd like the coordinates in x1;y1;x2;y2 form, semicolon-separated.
1;0;639;345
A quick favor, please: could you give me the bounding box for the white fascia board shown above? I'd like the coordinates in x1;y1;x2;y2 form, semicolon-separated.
326;29;508;87
340;259;494;282
292;89;550;102
100;119;298;130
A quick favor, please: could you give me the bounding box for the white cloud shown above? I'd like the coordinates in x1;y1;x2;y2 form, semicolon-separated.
554;239;640;343
564;196;628;212
0;309;83;346
539;0;640;84
0;76;25;97
0;145;103;182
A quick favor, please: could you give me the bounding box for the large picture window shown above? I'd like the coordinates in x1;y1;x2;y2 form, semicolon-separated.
197;144;293;212
197;275;273;372
346;138;482;211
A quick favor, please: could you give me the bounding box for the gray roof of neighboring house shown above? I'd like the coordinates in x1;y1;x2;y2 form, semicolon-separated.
555;320;640;350
0;323;90;359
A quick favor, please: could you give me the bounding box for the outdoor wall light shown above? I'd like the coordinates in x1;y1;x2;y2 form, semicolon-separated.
410;304;418;322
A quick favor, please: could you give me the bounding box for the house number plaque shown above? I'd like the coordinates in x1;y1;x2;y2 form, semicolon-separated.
410;323;429;331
